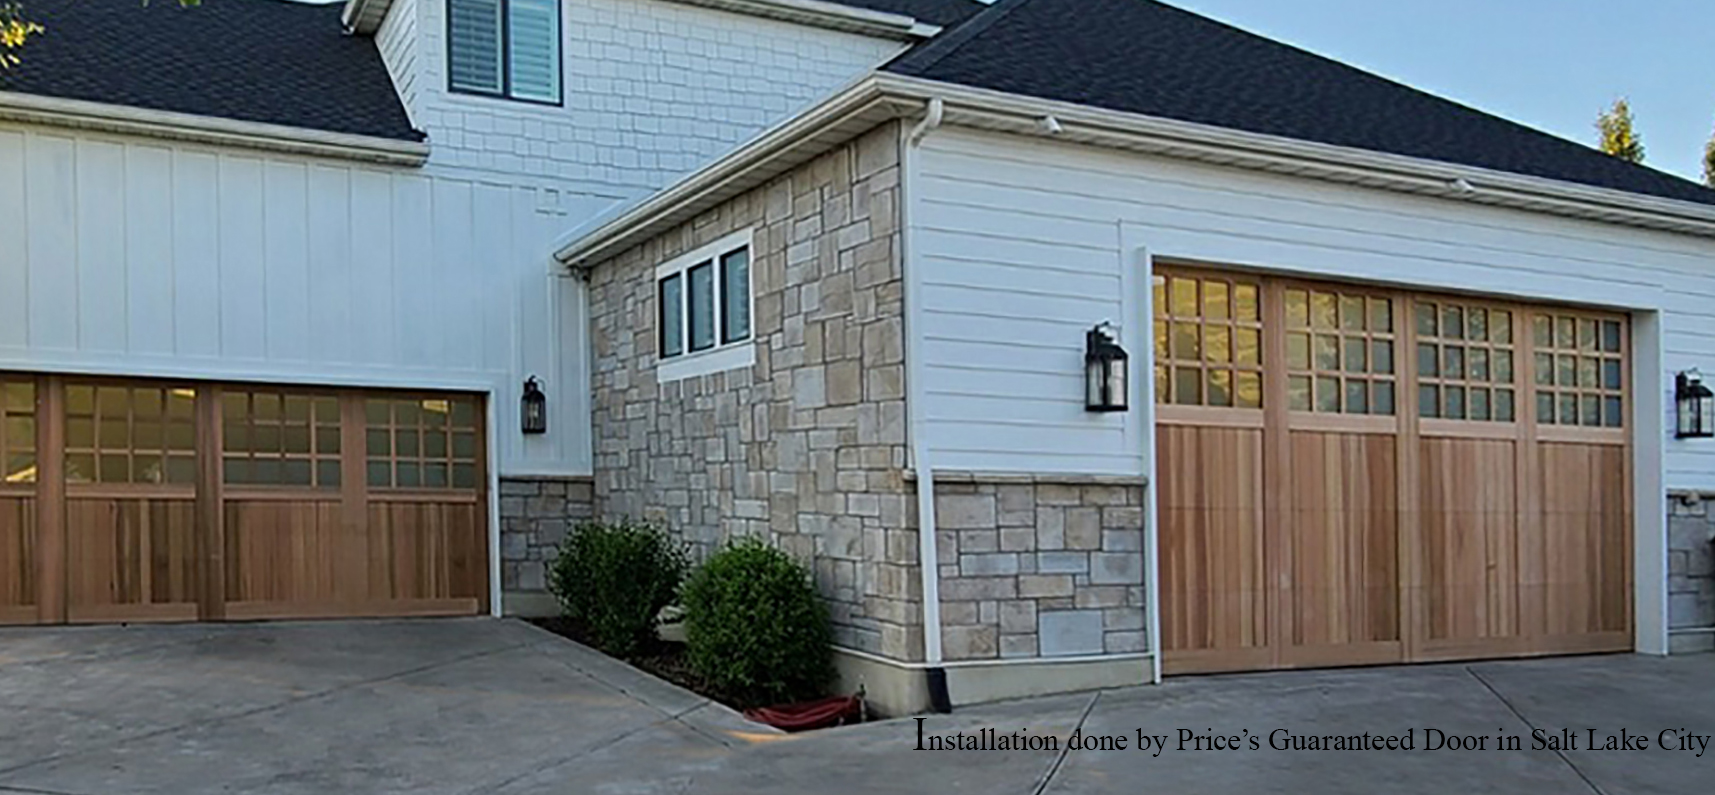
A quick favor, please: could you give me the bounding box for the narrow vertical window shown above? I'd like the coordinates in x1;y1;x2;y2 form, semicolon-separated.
658;274;683;359
507;0;561;103
687;261;716;353
721;247;751;344
448;0;504;95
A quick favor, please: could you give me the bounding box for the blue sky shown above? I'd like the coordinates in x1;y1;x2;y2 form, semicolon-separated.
1170;0;1715;183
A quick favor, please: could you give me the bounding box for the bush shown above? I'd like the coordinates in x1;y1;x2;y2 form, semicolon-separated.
548;520;688;659
682;537;834;708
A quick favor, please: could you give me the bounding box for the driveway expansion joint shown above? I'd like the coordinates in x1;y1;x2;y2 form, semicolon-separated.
1467;665;1608;795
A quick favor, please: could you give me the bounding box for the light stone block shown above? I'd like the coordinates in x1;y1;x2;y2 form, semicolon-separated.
1039;610;1105;657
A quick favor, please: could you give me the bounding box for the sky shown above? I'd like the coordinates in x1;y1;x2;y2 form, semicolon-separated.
1168;0;1715;183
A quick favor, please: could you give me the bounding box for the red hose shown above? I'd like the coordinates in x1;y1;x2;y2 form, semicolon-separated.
743;694;863;732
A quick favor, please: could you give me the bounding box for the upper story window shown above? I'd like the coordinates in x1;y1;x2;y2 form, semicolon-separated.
656;230;755;382
448;0;562;104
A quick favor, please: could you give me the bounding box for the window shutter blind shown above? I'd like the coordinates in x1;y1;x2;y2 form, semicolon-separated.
507;0;561;102
449;0;503;94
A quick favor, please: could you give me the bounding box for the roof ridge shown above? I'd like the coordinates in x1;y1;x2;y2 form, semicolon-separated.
884;0;1031;76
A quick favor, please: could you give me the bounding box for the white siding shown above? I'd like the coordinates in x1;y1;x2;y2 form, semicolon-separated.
411;0;904;192
0;123;592;478
913;128;1715;489
376;0;424;124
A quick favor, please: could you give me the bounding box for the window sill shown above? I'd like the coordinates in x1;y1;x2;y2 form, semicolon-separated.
658;343;755;384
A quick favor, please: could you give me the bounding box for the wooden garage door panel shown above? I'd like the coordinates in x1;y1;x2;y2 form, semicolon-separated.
1286;432;1399;650
1158;425;1267;661
1539;443;1630;637
66;497;197;622
0;496;35;624
1420;438;1519;642
225;499;350;605
367;501;487;604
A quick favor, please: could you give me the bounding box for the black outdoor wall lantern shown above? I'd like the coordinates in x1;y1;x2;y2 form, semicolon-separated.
1084;322;1130;413
521;376;548;435
1676;370;1713;439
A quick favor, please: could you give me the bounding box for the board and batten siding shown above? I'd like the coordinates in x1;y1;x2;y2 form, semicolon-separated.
912;127;1715;491
0;123;591;478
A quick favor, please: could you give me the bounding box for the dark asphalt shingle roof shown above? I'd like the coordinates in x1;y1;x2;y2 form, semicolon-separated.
830;0;987;27
886;0;1715;207
0;0;421;142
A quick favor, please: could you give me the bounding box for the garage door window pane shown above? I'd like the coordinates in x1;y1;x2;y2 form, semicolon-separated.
1155;272;1265;409
1286;287;1394;415
0;378;34;484
368;395;481;491
66;384;196;484
224;389;340;489
1416;299;1515;423
1532;311;1625;429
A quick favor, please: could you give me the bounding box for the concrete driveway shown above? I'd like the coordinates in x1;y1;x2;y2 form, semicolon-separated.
1;619;1710;794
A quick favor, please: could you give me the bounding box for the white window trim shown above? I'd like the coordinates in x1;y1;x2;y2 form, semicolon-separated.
656;228;756;383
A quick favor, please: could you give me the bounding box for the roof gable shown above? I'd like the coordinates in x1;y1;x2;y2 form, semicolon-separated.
886;0;1715;206
0;0;420;142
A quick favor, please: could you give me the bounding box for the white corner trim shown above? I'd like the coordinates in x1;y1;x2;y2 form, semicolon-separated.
0;91;429;167
662;0;939;40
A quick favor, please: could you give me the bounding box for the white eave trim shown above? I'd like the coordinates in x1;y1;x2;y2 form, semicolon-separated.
554;72;1715;268
664;0;940;40
0;91;429;167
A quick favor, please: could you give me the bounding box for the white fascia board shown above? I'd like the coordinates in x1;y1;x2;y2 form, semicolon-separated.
553;72;1715;271
875;74;1715;237
342;0;395;35
0;90;429;167
663;0;938;40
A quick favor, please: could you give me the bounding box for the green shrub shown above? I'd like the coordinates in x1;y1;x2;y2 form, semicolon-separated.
548;520;689;659
682;537;834;708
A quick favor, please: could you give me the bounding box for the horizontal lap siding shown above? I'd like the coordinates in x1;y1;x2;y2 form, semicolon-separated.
915;129;1715;489
0;126;590;476
916;147;1137;475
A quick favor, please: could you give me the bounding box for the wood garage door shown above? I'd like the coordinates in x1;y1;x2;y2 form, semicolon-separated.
1154;267;1631;674
0;375;488;625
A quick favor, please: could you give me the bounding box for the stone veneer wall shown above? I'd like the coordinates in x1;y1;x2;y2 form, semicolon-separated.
584;123;923;662
499;477;596;601
1669;495;1715;653
933;475;1147;660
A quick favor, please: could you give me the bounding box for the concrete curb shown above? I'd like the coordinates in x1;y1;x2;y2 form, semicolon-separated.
503;618;785;739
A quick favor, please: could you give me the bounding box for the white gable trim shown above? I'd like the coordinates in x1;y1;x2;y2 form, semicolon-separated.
665;0;941;39
345;0;939;39
0;90;429;167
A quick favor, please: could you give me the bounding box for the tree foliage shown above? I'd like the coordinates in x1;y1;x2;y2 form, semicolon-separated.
1704;126;1715;188
1;3;44;69
1595;98;1645;164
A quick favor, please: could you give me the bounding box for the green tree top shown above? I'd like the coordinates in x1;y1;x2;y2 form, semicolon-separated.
1596;98;1645;164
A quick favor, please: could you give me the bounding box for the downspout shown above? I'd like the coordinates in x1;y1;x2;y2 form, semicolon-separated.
904;98;949;712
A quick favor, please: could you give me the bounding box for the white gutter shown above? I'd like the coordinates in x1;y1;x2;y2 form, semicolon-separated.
0;91;429;167
340;0;392;35
664;0;939;40
903;98;945;672
555;72;1715;270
